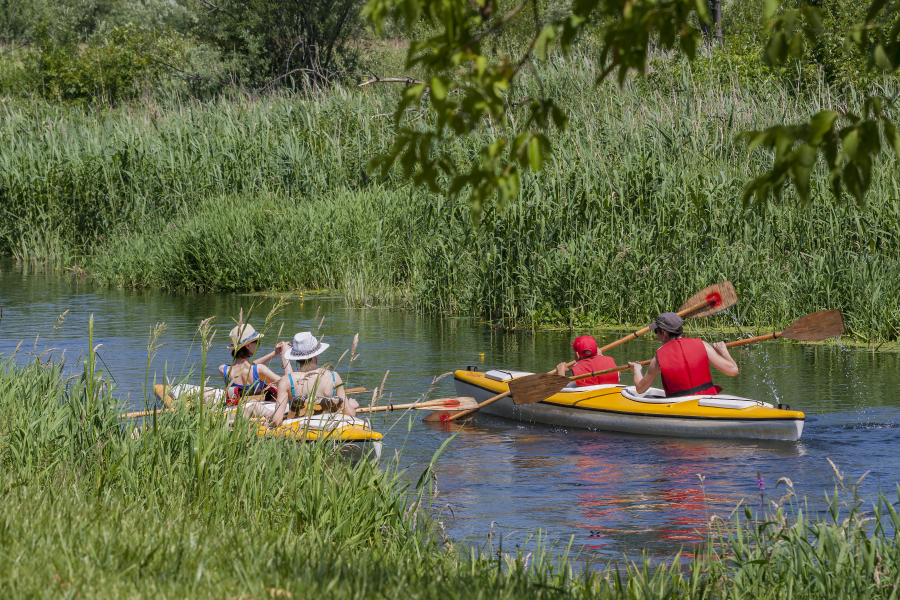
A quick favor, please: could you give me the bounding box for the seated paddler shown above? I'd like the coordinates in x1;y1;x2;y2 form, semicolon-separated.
270;331;360;427
556;335;620;386
628;312;738;397
219;323;286;406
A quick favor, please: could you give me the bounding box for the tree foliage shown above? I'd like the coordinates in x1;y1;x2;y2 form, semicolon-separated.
194;0;366;87
363;0;900;213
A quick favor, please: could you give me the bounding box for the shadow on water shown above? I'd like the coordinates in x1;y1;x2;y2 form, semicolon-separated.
1;258;899;562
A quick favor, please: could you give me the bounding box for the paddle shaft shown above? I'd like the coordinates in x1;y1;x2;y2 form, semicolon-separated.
598;298;710;354
357;398;467;414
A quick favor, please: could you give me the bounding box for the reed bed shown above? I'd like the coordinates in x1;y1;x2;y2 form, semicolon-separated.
1;331;898;598
2;54;900;341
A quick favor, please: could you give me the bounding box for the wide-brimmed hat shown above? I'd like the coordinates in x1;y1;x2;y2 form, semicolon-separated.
228;323;264;350
649;312;683;335
284;331;330;361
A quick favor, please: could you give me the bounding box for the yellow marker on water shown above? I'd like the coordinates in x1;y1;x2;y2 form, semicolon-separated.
479;353;485;360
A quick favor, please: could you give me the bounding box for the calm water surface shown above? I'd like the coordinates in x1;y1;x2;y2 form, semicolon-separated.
2;260;899;561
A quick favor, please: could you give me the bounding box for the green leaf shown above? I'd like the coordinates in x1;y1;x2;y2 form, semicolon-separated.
765;0;781;19
874;44;894;71
535;26;557;62
808;111;838;145
884;119;900;160
430;76;448;101
527;136;542;172
842;129;860;160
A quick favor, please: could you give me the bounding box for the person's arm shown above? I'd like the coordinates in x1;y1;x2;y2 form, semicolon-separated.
272;376;291;427
281;345;293;375
333;372;359;417
705;341;739;376
630;358;661;394
253;341;288;365
555;362;569;377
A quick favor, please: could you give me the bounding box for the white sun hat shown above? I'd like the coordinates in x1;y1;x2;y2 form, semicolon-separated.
228;323;263;350
284;332;330;361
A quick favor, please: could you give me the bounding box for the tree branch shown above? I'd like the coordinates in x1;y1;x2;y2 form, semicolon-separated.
194;0;238;19
357;75;425;87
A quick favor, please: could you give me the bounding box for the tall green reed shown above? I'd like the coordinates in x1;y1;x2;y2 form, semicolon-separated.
3;53;900;341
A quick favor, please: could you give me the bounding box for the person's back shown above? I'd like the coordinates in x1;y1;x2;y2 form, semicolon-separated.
655;337;720;397
557;335;619;386
285;367;343;408
629;312;738;396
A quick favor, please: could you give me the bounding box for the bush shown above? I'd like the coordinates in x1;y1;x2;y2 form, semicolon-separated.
27;23;177;103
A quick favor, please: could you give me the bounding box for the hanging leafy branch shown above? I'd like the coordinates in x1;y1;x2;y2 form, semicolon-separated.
363;0;900;216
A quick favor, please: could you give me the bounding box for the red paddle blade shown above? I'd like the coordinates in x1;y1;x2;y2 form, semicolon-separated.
678;281;738;319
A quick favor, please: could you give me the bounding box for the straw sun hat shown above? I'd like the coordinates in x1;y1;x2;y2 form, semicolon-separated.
284;332;330;361
228;323;264;350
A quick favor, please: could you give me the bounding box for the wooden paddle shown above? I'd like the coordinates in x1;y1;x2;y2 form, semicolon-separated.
426;282;738;423
504;309;846;406
356;396;478;414
597;281;737;353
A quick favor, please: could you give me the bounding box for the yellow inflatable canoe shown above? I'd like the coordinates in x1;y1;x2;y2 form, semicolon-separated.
454;369;805;441
153;384;384;453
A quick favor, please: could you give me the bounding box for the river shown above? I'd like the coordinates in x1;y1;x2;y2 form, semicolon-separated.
1;259;898;562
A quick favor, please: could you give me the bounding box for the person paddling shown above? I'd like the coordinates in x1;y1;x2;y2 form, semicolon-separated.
556;335;620;386
219;323;286;406
628;312;738;396
271;332;359;427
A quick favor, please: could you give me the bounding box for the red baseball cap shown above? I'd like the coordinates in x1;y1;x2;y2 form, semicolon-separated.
572;335;598;357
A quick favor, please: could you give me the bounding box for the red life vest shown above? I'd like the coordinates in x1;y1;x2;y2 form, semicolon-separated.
571;355;619;386
655;337;721;397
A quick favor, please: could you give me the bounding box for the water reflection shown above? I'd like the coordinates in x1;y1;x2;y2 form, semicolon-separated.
1;259;899;560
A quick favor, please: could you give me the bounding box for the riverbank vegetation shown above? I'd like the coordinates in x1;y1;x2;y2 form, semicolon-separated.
1;339;899;597
1;1;899;343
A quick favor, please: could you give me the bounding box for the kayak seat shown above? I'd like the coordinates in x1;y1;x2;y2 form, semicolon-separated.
560;384;624;392
621;386;697;404
485;369;535;381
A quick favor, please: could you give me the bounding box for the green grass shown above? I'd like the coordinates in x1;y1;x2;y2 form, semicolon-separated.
1;329;899;598
2;52;900;341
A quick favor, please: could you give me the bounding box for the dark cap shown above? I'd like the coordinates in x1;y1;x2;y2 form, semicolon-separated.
649;312;683;335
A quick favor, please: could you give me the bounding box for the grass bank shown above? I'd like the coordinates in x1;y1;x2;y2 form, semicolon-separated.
2;331;899;598
2;53;900;341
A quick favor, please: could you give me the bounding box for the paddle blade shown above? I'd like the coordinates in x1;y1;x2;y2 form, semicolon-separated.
781;310;845;342
508;373;570;405
678;281;737;319
422;410;454;422
415;397;479;411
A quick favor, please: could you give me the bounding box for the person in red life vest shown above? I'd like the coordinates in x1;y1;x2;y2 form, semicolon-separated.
628;312;738;397
555;335;620;387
